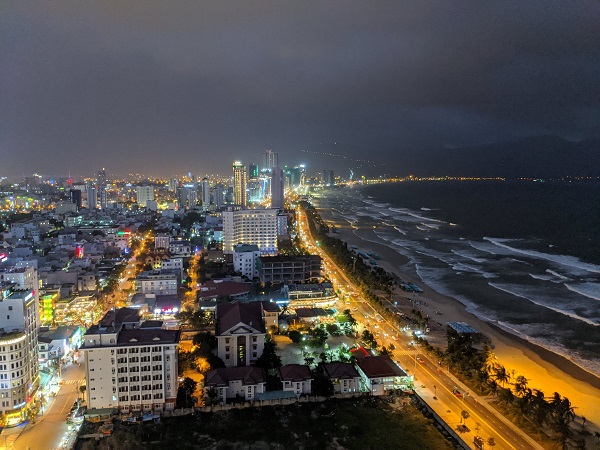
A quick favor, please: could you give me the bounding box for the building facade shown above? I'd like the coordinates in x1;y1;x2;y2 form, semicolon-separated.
81;309;180;414
222;208;278;255
136;270;178;296
257;255;322;284
0;282;40;426
136;186;154;208
215;302;266;367
270;167;284;210
232;161;247;207
233;244;261;280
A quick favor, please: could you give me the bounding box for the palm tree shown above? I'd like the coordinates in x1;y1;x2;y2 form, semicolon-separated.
513;375;529;397
531;389;549;426
497;387;514;406
487;379;498;397
486;437;496;448
494;365;510;387
552;416;573;450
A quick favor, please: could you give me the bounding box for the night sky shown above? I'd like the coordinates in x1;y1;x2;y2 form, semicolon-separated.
1;1;599;178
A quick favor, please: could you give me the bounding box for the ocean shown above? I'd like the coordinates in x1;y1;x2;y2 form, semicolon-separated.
315;181;600;376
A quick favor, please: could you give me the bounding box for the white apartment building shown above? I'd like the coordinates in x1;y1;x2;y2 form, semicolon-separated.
222;208;278;255
0;283;40;426
136;270;178;296
154;234;171;250
160;258;184;279
136;186;154;208
233;244;260;280
81;309;180;414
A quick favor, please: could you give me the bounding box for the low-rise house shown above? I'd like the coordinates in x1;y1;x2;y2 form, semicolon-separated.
204;366;266;404
215;302;266;367
198;279;252;301
355;355;412;396
278;364;312;396
261;301;280;330
322;362;361;394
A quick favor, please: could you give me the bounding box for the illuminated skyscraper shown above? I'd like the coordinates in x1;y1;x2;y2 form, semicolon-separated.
233;161;247;206
264;149;278;169
248;163;259;179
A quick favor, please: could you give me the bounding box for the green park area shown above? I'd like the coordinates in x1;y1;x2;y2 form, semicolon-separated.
77;397;453;450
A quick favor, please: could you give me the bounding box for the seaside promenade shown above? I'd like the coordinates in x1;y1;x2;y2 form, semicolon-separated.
297;207;544;450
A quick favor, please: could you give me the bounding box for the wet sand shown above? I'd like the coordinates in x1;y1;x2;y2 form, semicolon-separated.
320;208;600;426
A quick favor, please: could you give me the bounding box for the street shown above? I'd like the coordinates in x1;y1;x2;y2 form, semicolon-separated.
297;207;543;450
3;358;86;450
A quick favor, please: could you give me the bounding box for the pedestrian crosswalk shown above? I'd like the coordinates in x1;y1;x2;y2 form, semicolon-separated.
63;379;85;385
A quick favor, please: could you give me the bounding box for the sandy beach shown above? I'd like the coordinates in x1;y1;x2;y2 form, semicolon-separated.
321;211;600;427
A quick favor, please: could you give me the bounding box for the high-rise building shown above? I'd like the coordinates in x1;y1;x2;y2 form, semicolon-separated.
248;164;259;179
98;168;108;209
168;178;179;192
177;186;197;210
136;186;154;207
0;267;40;426
222;208;278;255
87;186;98;209
70;188;82;210
271;167;284;210
322;170;335;185
213;185;224;208
201;178;211;206
264;150;278;169
233;161;247;206
81;308;180;415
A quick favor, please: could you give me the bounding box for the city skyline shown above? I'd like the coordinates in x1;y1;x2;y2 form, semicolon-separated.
2;1;599;178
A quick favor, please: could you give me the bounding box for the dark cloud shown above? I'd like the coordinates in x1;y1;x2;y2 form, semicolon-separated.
1;1;599;178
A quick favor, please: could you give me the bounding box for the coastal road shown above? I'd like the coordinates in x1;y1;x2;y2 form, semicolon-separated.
9;360;86;450
297;207;542;450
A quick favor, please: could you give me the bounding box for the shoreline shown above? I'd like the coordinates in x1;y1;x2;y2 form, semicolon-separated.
316;201;600;425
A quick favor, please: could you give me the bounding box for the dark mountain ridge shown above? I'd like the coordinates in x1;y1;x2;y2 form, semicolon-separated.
407;135;600;179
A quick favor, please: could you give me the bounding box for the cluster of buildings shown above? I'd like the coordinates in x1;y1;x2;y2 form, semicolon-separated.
202;300;412;405
0;153;342;425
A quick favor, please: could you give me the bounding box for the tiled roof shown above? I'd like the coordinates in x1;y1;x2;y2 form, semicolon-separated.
260;301;280;313
116;329;180;346
204;365;265;387
39;325;80;341
350;346;370;359
278;364;312;382
322;362;360;379
216;302;265;335
356;355;407;378
198;280;252;299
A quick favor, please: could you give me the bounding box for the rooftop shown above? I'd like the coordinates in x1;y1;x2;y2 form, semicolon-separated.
448;321;479;334
117;328;180;346
205;365;265;387
356;355;408;378
322;362;360;379
216;302;265;335
234;244;260;253
39;325;80;341
259;255;321;263
198;280;252;300
278;364;312;381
